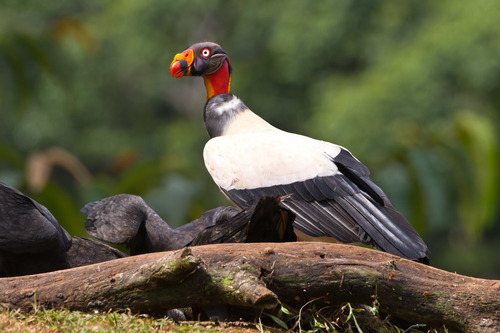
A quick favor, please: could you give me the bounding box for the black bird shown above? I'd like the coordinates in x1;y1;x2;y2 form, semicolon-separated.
170;42;430;263
83;194;296;254
0;182;72;276
83;194;293;323
0;182;125;276
66;236;127;268
190;196;296;245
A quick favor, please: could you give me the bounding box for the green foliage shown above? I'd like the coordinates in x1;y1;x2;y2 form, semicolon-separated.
0;0;499;278
258;299;443;333
452;112;499;240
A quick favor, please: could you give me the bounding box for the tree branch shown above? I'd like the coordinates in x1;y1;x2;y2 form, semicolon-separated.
0;243;498;332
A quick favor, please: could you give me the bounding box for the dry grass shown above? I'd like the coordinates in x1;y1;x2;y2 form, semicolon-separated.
0;311;49;333
0;309;267;333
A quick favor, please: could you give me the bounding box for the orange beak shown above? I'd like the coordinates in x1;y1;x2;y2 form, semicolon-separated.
170;49;194;78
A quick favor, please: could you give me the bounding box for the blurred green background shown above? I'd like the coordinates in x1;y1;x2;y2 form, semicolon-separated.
1;0;499;278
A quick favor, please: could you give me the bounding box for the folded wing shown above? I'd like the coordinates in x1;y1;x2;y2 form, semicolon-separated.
224;149;429;263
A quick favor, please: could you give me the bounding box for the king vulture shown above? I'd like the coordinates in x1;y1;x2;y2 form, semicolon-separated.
170;42;430;263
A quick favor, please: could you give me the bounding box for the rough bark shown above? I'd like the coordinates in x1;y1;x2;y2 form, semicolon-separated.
0;243;498;332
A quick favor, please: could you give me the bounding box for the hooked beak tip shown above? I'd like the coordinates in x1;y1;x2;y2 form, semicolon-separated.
170;49;194;78
170;60;187;78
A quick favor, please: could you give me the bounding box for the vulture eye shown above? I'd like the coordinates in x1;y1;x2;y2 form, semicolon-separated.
201;48;211;58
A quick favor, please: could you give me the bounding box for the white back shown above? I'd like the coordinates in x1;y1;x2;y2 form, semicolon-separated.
203;116;342;190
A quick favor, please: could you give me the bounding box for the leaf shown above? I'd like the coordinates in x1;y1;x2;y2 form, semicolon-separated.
345;303;364;333
453;111;500;240
264;313;288;330
277;299;294;315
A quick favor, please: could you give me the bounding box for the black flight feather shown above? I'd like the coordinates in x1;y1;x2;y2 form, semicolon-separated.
224;164;430;263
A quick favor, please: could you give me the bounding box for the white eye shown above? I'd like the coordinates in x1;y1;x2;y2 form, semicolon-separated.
201;48;211;58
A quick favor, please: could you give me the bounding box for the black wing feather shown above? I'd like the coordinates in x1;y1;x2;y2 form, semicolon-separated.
291;182;315;201
223;148;429;263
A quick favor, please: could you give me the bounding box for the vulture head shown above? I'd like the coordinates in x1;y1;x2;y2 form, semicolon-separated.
170;42;232;100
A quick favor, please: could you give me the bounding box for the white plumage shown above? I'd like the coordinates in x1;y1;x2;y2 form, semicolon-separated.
204;95;343;190
204;128;342;190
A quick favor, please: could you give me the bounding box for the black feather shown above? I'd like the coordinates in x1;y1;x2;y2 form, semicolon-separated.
225;171;430;263
291;182;315;201
329;149;385;206
204;94;248;138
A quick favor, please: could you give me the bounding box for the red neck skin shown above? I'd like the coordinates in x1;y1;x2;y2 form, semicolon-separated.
203;59;231;101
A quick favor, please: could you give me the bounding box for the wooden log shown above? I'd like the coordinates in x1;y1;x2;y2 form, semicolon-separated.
0;243;498;332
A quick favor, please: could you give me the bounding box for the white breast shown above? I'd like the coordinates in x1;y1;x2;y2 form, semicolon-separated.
203;129;342;190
